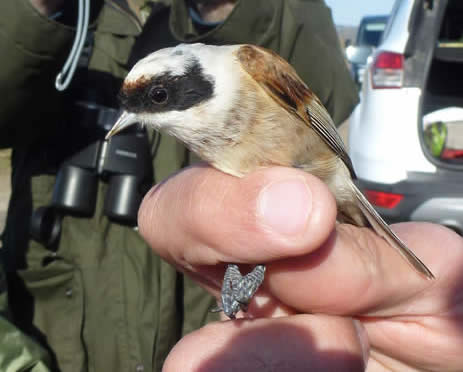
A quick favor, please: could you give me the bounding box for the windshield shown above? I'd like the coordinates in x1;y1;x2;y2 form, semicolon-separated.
357;18;388;47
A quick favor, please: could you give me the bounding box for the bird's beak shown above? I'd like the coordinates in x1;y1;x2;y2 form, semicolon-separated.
105;111;138;140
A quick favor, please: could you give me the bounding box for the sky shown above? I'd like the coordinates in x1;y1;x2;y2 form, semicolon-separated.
324;0;396;26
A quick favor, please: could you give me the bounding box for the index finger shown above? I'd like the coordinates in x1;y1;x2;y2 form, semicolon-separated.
138;165;462;316
268;221;463;316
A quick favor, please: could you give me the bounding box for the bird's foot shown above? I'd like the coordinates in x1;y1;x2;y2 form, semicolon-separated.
213;264;266;319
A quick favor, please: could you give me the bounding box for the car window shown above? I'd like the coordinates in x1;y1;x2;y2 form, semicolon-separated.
357;21;387;47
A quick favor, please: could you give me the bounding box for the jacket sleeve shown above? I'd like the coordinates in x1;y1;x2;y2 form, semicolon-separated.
0;0;74;148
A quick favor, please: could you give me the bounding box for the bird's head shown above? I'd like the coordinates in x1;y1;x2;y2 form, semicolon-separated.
106;43;243;156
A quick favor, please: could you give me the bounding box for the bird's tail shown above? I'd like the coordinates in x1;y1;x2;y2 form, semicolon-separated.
349;180;435;280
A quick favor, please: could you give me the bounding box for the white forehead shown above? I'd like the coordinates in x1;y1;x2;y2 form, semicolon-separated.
126;43;241;81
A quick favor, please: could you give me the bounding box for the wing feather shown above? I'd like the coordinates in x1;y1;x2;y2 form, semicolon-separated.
236;45;355;178
236;45;434;280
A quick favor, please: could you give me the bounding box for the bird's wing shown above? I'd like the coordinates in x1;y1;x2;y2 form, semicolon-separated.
235;45;355;178
236;45;434;280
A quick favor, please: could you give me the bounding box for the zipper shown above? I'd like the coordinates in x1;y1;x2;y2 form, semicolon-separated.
105;0;143;32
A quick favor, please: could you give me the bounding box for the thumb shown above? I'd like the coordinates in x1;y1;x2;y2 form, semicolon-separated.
138;165;337;267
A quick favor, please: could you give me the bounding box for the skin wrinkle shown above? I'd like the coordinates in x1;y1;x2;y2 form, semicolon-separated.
369;345;443;372
334;225;438;316
335;224;381;305
175;168;238;267
381;225;462;316
139;171;206;269
369;349;413;372
284;227;378;315
188;168;305;263
138;182;163;245
366;315;463;369
164;315;366;370
195;168;221;224
359;297;463;370
270;220;439;318
369;323;421;368
218;183;264;262
209;183;246;256
143;179;189;267
186;170;231;262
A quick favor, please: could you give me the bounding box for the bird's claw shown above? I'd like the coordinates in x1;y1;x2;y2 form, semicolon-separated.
214;264;266;319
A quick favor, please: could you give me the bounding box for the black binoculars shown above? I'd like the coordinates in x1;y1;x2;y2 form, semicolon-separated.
31;102;153;248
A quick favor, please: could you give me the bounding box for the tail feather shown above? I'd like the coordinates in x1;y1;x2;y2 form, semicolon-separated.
350;181;435;280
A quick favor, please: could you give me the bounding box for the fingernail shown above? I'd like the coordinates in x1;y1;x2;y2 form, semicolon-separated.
353;319;370;368
257;178;312;236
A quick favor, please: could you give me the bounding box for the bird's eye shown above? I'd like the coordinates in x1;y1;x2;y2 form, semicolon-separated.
149;87;168;104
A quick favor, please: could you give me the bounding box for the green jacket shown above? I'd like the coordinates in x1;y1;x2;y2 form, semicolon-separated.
0;263;51;372
0;0;358;371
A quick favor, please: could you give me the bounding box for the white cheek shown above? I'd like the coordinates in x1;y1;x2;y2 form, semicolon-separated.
140;100;241;156
199;48;241;123
136;45;244;148
141;109;208;144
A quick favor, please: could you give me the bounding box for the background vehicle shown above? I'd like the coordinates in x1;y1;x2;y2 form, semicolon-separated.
346;15;389;86
349;0;463;234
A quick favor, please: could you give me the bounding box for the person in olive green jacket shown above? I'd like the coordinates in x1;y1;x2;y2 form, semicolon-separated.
0;0;358;371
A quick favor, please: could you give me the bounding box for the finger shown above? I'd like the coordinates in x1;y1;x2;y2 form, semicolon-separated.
139;164;463;317
138;165;337;268
364;314;463;371
267;222;463;316
163;315;368;372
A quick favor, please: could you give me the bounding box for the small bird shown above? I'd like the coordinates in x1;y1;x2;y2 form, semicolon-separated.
107;43;434;318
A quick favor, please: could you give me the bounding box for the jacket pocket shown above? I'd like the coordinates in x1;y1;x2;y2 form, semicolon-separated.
89;2;141;71
18;247;86;372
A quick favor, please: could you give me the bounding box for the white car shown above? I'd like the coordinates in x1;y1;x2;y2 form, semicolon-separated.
349;0;463;233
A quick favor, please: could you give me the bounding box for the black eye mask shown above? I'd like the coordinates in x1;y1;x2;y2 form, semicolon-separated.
118;58;214;114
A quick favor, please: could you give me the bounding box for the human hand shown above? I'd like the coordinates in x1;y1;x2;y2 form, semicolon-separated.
30;0;64;16
138;165;463;371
